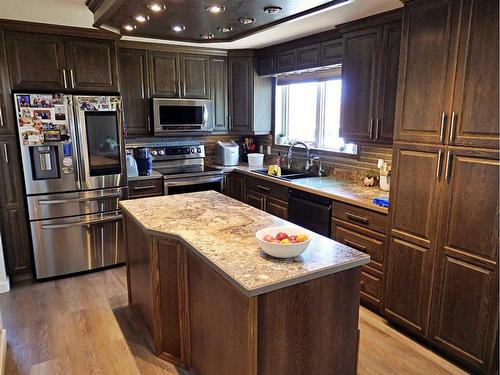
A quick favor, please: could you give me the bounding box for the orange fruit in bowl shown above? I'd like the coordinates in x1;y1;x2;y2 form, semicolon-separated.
296;234;308;243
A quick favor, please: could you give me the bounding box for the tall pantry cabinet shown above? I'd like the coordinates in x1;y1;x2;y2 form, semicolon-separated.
384;0;499;374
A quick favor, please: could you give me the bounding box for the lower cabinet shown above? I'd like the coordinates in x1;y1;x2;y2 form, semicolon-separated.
331;203;388;312
244;175;289;220
222;172;245;202
128;177;164;199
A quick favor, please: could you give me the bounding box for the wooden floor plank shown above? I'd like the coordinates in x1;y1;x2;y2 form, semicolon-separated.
0;267;468;375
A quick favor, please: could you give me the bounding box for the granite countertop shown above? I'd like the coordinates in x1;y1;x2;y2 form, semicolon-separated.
120;191;370;297
211;163;389;214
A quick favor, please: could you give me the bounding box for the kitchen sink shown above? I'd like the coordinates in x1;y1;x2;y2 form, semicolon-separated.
252;168;315;181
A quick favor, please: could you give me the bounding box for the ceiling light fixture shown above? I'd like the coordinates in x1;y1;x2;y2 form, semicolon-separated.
148;3;166;12
123;24;136;31
217;26;233;33
207;5;225;14
264;6;282;14
200;33;215;40
134;15;149;22
171;25;186;32
239;17;256;25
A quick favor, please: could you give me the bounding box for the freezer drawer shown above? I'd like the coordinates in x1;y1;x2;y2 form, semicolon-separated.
30;211;124;279
27;187;128;220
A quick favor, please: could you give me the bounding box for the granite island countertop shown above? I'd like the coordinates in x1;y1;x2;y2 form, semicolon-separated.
211;164;390;213
120;191;370;297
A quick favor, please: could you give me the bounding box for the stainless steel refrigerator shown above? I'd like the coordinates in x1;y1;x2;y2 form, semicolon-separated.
14;93;127;279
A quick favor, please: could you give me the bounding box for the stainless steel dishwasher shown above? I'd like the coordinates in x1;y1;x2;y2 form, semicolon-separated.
288;188;332;237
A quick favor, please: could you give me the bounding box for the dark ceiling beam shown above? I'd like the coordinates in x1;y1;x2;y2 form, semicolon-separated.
86;0;127;28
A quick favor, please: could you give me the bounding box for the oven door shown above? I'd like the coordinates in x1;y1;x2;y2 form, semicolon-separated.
164;175;223;195
30;211;124;279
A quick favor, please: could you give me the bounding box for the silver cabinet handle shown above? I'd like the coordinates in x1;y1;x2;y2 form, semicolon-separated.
2;143;8;164
375;118;380;140
132;185;158;190
0;102;4;128
444;151;452;180
449;112;457;143
228;116;232;130
436;149;443;178
439;112;447;143
147;116;151;132
62;69;68;89
369;117;374;139
69;69;75;89
257;184;271;192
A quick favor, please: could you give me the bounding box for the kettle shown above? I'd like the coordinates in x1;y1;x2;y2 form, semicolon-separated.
126;150;138;178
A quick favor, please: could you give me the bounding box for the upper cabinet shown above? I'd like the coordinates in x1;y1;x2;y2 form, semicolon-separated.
228;51;272;135
394;0;499;147
339;13;402;144
5;31;119;93
149;51;180;98
0;30;16;135
210;56;228;133
119;48;151;137
180;54;210;99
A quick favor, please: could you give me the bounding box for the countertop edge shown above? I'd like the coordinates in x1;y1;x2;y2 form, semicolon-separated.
121;203;370;298
220;167;389;214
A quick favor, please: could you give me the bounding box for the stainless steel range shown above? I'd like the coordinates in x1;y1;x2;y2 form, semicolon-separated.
149;144;223;195
14;93;127;279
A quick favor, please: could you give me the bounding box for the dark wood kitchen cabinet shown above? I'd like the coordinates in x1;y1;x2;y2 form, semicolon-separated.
228;51;272;135
179;54;210;99
0;136;32;276
340;17;401;144
429;148;499;373
210;56;228;132
245;190;266;211
0;30;16;135
119;48;151;136
222;172;245;202
64;37;118;92
244;175;288;220
149;51;180;98
275;50;296;73
296;44;320;70
5;31;67;91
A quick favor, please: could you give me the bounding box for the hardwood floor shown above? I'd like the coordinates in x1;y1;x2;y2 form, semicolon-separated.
0;267;468;375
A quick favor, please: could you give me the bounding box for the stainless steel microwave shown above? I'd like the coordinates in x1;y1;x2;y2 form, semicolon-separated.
153;98;212;134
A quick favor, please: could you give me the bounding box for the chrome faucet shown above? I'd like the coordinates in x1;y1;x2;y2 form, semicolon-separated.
286;141;310;170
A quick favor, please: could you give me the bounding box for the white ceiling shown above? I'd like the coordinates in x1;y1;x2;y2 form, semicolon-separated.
0;0;402;49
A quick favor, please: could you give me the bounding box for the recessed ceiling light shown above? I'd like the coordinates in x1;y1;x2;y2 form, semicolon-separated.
264;6;282;14
217;26;233;33
134;15;149;22
200;33;215;40
207;5;225;14
239;17;255;25
148;3;166;12
171;25;186;32
123;24;136;31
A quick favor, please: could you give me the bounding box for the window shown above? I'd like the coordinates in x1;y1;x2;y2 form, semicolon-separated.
275;68;357;154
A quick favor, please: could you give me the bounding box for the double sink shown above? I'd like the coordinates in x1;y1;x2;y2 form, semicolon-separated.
252;168;318;181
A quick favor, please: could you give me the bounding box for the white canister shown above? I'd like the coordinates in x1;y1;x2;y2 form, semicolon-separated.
380;175;390;192
248;153;264;167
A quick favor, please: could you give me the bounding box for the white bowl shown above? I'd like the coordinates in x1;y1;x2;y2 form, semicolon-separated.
248;153;264;167
255;226;312;258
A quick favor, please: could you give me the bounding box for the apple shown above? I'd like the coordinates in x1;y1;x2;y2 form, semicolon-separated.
275;232;289;241
263;234;275;242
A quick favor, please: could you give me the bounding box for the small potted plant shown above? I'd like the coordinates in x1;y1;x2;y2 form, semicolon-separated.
276;133;287;145
360;168;378;187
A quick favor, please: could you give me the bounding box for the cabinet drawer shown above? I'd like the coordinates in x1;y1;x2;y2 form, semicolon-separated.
245;176;288;201
333;201;387;234
128;178;163;198
360;268;382;308
332;219;385;271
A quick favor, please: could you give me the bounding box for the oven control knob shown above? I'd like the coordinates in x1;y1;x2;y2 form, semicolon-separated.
191;148;195;154
158;149;165;156
197;147;202;153
151;150;158;156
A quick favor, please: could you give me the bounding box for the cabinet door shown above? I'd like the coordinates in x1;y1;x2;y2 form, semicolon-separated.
340;27;381;142
119;48;151;137
65;38;118;93
320;39;343;66
430;149;498;372
210;56;228;132
296;44;320;70
394;0;460;144
5;31;67;91
149;51;180;98
384;143;443;336
449;0;499;148
245;190;266;211
0;30;16;135
228;56;252;133
0;137;32;275
374;22;401;144
266;197;288;220
275;50;296;73
180;54;210;99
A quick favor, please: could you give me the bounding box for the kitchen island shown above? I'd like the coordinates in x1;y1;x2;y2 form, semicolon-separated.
120;191;370;375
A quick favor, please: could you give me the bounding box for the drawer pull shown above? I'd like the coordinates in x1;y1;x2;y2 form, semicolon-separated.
345;212;369;224
344;239;367;252
257;185;270;192
132;185;159;190
360;280;365;287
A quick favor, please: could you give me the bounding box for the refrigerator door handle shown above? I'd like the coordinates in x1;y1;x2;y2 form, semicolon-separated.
37;193;121;205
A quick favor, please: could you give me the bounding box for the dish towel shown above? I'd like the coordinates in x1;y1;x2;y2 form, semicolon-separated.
373;197;389;207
